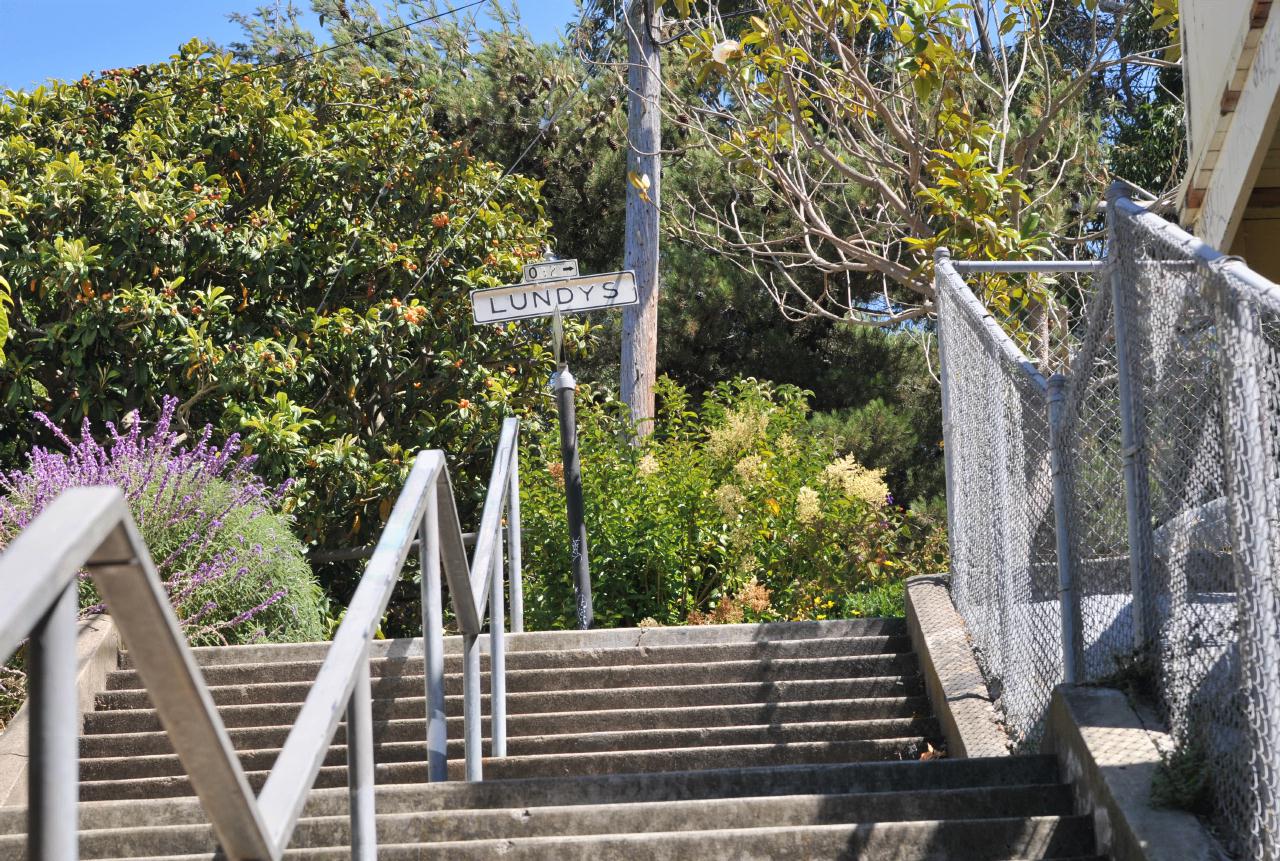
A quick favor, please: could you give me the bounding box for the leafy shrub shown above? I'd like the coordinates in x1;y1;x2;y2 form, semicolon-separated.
0;41;572;576
519;377;948;629
0;397;326;646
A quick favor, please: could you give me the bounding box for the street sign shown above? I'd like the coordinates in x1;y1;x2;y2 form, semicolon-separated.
471;270;638;324
523;259;578;282
469;258;632;629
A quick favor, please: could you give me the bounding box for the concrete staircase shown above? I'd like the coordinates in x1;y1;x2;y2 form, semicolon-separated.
0;618;1105;859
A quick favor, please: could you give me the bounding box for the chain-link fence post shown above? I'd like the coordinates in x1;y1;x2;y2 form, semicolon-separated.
1046;373;1082;683
935;246;960;571
1105;181;1156;652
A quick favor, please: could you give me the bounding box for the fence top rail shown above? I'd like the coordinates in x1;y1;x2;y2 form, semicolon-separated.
1111;192;1280;311
952;260;1106;274
937;251;1049;394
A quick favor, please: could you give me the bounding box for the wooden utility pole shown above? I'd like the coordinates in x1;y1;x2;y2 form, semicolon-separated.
621;0;661;436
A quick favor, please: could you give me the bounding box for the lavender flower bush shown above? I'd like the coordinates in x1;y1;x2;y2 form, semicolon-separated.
0;397;327;648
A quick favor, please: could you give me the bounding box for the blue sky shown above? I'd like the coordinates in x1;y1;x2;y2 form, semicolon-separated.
0;1;580;92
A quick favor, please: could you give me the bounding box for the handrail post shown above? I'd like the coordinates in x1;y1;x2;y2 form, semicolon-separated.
419;489;448;782
462;631;483;781
508;443;524;634
490;520;507;758
345;648;376;860
28;581;78;861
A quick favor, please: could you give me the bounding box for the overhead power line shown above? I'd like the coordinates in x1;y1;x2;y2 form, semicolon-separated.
9;0;486;133
401;10;628;299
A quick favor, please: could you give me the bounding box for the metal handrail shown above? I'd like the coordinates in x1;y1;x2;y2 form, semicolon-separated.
0;419;523;860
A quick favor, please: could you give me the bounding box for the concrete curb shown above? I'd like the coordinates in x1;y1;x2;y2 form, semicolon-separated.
903;575;1010;758
1042;685;1227;861
0;614;120;807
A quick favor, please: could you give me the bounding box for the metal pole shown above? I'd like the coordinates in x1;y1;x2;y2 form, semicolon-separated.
507;445;524;634
935;248;961;573
419;492;447;782
1047;374;1083;683
345;649;376;860
952;260;1107;274
1106;182;1156;651
489;522;507;758
28;581;78;861
554;364;593;629
462;632;483;781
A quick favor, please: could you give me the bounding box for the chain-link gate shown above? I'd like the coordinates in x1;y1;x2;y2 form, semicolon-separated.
939;183;1280;859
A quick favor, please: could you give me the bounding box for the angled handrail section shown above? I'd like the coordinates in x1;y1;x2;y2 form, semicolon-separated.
0;418;523;860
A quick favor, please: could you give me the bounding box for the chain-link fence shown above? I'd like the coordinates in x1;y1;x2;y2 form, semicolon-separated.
939;186;1280;859
936;257;1063;745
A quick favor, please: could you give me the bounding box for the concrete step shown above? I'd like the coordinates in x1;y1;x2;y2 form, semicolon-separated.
9;756;1061;833
15;784;1074;858
119;619;909;669
94;654;920;710
79;697;932;758
77;718;940;782
104;635;913;690
83;676;924;735
82;815;1096;860
294;815;1096;860
78;737;933;800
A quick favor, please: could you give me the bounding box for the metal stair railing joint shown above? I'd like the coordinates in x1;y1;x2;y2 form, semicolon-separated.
0;417;523;860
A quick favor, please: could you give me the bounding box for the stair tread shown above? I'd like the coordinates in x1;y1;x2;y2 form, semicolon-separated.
0;785;1079;858
82;676;925;733
0;756;1064;834
75;737;935;799
79;695;931;753
76;718;942;781
105;635;913;689
120;619;908;669
94;654;921;709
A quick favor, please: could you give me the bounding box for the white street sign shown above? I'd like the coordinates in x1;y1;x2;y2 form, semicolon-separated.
523;259;578;282
471;270;638;324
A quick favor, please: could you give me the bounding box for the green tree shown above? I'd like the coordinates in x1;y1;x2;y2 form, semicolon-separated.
661;0;1149;335
231;1;631;274
0;41;565;597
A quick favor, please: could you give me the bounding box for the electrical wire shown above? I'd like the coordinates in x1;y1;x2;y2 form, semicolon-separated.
400;8;627;299
9;0;487;135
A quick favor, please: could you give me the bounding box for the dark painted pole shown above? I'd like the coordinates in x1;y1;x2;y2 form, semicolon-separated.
553;364;592;629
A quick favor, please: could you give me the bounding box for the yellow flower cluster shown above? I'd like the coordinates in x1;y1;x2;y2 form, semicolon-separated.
822;455;889;507
733;453;767;486
714;484;746;517
636;453;660;477
795;486;821;524
776;432;797;458
706;409;769;460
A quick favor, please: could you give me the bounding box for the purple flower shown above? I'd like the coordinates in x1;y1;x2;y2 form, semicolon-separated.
0;396;295;641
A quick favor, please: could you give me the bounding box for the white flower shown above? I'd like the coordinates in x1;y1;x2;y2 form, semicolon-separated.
711;39;743;65
795;486;821;524
733;454;767;486
822;454;889;507
706;410;768;460
637;453;660;477
714;484;747;518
